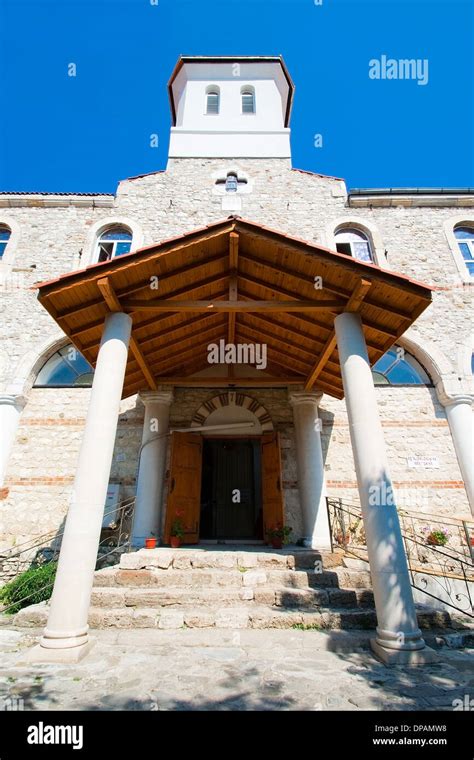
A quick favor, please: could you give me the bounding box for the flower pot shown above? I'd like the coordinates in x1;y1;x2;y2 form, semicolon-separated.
145;537;157;549
270;538;283;550
170;536;181;548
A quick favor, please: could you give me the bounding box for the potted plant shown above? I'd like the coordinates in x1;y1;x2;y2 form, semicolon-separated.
145;536;157;549
170;510;185;548
422;526;450;547
267;523;292;550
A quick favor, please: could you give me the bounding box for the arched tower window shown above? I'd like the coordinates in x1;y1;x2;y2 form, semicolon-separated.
206;87;220;115
97;226;132;263
454;225;474;278
241;87;255;114
0;225;11;259
34;344;94;387
372;347;431;386
334;228;374;263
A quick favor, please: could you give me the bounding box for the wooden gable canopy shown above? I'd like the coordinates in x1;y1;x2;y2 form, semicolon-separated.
35;218;433;400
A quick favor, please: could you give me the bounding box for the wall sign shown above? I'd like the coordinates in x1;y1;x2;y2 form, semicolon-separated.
407;456;440;470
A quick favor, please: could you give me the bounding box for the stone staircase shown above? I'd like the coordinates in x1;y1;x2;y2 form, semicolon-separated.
14;546;453;631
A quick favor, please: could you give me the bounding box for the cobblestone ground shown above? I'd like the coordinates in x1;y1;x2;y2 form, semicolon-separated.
0;628;473;712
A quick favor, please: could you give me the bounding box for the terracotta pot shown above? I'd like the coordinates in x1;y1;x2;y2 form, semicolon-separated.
170;536;181;548
145;537;157;549
270;538;283;550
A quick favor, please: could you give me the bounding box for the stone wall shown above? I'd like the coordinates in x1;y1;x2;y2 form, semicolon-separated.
0;158;472;548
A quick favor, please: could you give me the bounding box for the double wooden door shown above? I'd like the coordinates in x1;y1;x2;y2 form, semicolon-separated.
163;431;283;544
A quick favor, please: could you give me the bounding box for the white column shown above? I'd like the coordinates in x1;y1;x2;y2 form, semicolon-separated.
334;312;434;664
132;390;173;547
443;396;473;517
289;391;331;549
0;395;26;486
30;312;132;662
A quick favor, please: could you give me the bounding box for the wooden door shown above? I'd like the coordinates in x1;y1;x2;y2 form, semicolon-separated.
164;432;203;544
261;432;284;542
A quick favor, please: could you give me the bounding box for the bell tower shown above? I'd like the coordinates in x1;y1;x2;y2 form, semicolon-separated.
167;56;294;159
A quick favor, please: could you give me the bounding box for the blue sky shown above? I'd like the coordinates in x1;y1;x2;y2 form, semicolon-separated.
0;0;472;193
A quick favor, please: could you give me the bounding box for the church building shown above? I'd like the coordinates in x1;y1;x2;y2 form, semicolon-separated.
0;57;472;664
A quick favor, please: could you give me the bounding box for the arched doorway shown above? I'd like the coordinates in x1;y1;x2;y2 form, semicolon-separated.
164;394;283;544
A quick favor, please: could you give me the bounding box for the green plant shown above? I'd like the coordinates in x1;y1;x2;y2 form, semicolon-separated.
0;561;57;614
422;526;450;546
170;509;185;538
267;523;293;544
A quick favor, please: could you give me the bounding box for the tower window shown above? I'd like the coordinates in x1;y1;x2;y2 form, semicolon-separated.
97;227;132;263
0;226;11;259
241;88;255;114
454;226;474;277
335;228;374;263
206;89;220;115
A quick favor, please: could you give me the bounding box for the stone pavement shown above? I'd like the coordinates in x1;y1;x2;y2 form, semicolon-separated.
0;627;473;711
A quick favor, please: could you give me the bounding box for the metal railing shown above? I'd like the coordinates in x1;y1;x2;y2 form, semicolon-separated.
326;496;474;618
0;497;135;615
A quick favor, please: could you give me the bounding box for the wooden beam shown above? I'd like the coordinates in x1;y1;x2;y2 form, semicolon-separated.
153;377;303;387
97;277;157;391
120;299;345;313
229;231;239;270
304;279;372;391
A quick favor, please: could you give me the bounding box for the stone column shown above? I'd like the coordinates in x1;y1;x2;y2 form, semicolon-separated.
131;390;173;547
30;312;132;662
0;395;26;486
334;312;434;664
442;396;473;517
289;391;331;549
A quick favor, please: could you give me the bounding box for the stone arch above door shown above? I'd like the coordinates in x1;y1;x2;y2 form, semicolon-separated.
191;392;274;433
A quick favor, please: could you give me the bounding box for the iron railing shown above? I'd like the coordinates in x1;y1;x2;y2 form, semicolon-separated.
0;497;135;615
326;496;474;618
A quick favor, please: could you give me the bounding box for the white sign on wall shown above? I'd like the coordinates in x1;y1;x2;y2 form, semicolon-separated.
407;456;440;470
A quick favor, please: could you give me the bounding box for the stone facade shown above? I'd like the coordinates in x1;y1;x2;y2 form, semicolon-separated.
0;157;473;549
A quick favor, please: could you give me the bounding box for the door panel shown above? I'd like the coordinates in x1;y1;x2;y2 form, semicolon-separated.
261;432;284;542
164;432;202;544
214;440;255;539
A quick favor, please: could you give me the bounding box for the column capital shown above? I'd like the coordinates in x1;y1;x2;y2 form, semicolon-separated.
0;393;27;410
139;390;174;407
289;391;323;408
439;393;473;409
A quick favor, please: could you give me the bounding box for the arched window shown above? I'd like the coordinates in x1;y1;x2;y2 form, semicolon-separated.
372;347;431;386
335;228;374;263
34;345;94;387
0;225;11;259
206;88;220;115
241;87;255;114
454;226;474;277
97;227;132;263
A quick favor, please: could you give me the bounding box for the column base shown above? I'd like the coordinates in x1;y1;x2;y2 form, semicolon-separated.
370;639;439;666
22;640;94;664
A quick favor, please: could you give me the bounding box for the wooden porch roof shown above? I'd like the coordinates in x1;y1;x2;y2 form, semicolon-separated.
35;217;433;400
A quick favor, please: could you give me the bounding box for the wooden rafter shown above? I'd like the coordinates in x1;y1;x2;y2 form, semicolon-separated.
97;278;158;391
304;279;372;391
228;232;239;378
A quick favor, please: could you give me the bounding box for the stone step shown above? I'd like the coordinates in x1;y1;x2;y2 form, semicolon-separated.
118;547;336;572
89;584;376;610
12;602;452;632
93;565;373;591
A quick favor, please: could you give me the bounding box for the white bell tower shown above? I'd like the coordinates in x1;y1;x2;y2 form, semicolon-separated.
167;56;294;159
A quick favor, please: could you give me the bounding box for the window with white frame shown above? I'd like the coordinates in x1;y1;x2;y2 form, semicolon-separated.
241;88;255;114
206;88;220;115
454;226;474;277
334;228;374;263
97;227;132;263
0;226;11;259
372;347;431;386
